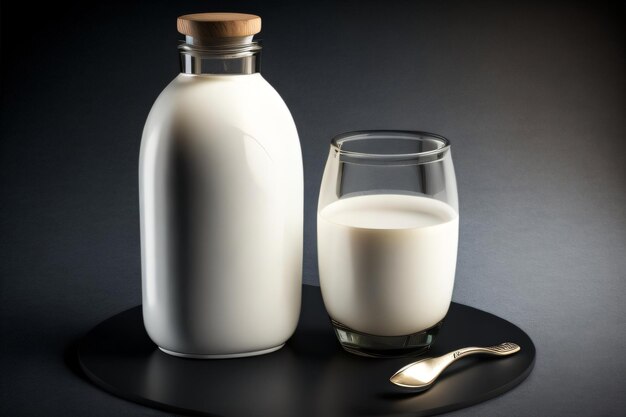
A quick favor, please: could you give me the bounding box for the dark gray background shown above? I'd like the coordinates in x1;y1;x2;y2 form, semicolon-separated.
1;0;625;416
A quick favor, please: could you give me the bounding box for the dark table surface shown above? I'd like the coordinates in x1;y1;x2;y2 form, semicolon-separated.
1;1;625;416
77;286;536;417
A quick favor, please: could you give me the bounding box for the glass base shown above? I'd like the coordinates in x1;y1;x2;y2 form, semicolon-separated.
331;319;442;358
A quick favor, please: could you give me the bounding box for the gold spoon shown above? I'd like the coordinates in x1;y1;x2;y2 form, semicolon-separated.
390;342;521;391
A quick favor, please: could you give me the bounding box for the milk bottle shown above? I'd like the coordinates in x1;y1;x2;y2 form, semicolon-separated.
139;13;303;358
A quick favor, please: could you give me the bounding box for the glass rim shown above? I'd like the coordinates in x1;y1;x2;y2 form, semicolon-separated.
330;130;451;161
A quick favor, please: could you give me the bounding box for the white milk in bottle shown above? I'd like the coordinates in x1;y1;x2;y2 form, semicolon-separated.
139;13;303;358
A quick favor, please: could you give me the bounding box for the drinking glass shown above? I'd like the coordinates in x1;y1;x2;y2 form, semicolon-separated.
317;131;459;357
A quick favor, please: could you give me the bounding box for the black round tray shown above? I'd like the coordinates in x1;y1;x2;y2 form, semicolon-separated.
78;285;535;416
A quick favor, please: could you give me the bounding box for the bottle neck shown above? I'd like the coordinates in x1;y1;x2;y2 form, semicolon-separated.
178;36;261;75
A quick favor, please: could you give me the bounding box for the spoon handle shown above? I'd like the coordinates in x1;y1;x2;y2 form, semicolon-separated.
451;342;520;360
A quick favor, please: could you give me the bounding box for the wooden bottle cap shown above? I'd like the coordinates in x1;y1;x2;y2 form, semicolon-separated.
177;13;261;40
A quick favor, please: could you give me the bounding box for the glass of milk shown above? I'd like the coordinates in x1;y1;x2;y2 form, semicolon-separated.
317;131;459;357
